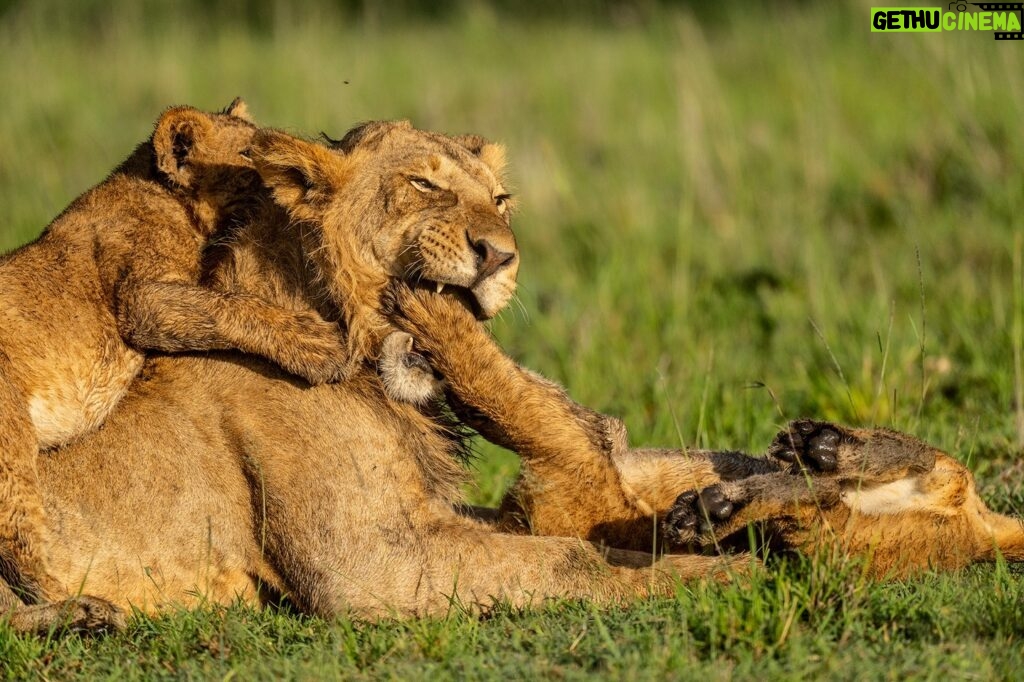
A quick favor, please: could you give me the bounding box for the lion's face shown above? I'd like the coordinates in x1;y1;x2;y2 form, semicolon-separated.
252;121;519;321
344;123;517;319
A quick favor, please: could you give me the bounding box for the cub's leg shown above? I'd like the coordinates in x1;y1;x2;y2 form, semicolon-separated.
662;421;939;548
768;419;935;482
115;278;355;385
611;448;781;515
388;286;654;549
497;447;779;540
377;331;445;405
662;472;842;546
0;362;64;604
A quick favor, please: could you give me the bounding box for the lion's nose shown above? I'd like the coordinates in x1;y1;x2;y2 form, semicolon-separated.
470;236;516;281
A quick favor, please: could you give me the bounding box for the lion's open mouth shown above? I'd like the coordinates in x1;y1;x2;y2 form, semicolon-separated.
410;279;486;320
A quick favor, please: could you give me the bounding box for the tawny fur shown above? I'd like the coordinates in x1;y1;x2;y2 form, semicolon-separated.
0;100;360;605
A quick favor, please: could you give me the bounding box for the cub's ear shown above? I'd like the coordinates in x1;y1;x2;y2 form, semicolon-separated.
453;134;507;180
220;96;253;122
153;106;215;187
250;129;345;218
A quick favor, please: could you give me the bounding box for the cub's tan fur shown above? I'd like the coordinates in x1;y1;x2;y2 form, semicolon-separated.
0;123;744;635
0;101;355;605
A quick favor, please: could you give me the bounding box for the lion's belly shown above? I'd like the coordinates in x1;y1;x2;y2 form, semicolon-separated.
27;338;144;449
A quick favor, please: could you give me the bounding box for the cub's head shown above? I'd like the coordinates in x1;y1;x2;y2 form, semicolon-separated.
151;98;261;230
250;120;519;326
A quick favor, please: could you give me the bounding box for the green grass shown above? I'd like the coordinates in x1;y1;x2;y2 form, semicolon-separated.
2;0;1024;678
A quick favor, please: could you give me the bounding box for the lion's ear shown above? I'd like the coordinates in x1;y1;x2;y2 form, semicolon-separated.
250;129;344;219
454;134;507;180
327;119;412;154
221;97;253;122
153;106;215;187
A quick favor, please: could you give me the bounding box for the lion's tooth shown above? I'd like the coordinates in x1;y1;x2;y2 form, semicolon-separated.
436;282;445;294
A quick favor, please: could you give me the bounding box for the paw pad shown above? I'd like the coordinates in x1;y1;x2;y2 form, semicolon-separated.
769;419;842;473
662;485;736;544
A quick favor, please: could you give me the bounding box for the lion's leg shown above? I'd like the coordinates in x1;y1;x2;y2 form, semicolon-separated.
279;515;751;619
2;595;126;637
661;472;842;546
0;591;126;636
0;526;124;635
391;288;653;548
768;419;936;483
0;365;64;604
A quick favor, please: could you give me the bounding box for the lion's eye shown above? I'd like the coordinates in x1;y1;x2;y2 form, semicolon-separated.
495;194;511;214
409;177;438;192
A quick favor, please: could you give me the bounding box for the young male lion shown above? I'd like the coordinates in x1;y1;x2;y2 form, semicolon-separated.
0;100;356;606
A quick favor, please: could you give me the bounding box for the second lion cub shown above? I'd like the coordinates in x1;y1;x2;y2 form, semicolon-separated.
0;100;350;606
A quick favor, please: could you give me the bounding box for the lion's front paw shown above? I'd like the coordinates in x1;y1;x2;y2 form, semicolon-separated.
378;331;445;405
61;595;127;634
768;419;845;474
662;485;738;546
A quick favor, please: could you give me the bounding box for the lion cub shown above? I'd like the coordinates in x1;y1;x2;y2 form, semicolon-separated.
663;420;1024;577
0;99;351;604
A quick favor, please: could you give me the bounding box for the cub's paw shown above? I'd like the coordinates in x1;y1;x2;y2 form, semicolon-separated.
283;314;354;385
378;331;445;405
662;485;737;546
381;281;479;350
768;419;846;474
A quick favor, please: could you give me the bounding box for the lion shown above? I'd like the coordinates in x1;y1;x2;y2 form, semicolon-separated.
659;419;1024;577
0;100;358;606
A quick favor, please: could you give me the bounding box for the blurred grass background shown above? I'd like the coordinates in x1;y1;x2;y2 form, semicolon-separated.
2;0;1024;677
